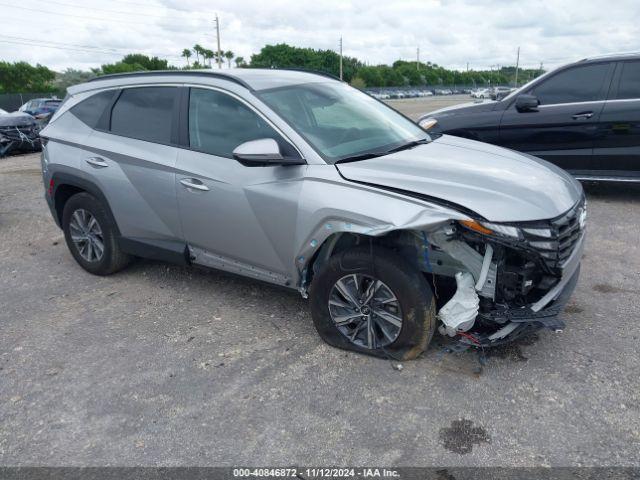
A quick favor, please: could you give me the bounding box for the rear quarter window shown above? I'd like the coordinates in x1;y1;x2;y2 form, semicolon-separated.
70;90;116;128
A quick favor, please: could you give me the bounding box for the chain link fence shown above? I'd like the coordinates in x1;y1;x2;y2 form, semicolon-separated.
0;92;65;112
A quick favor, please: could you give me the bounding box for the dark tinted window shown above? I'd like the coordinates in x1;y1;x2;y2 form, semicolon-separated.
532;63;610;105
111;87;177;144
70;90;114;128
617;61;640;99
189;88;295;158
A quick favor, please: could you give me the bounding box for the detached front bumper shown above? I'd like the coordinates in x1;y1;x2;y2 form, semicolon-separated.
460;234;585;348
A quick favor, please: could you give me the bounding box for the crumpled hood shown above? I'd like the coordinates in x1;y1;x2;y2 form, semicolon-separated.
336;134;583;223
0;112;36;127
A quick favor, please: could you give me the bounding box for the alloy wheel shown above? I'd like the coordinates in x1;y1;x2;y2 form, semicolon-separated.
328;273;403;349
69;208;104;262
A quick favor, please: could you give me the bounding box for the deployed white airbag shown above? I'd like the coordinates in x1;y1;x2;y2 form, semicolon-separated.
438;272;479;337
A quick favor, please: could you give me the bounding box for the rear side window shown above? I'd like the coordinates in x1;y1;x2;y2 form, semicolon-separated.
532;63;610;105
616;61;640;99
188;88;296;158
110;87;177;144
71;91;114;128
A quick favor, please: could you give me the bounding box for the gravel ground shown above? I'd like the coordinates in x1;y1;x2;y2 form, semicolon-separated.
1;96;639;467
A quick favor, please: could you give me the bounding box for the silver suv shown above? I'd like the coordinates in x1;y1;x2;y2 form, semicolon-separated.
40;69;585;360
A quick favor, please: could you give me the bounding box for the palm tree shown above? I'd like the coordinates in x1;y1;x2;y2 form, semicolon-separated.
224;50;234;68
202;49;214;68
181;48;192;67
234;56;246;68
193;44;204;65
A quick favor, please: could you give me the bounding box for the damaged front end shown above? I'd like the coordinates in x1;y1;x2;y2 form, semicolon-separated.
0;113;41;158
418;197;586;348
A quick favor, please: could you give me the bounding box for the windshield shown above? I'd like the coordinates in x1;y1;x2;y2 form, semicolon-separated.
258;82;428;163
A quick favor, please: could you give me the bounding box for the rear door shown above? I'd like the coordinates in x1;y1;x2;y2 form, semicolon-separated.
175;87;305;285
80;86;184;249
592;60;640;177
498;62;614;172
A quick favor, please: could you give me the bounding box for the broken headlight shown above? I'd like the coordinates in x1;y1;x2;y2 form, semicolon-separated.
458;219;522;239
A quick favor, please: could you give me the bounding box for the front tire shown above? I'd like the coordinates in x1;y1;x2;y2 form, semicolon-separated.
309;246;436;360
62;192;131;275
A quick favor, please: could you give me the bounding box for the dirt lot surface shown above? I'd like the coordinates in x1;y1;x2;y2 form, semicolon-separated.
1;96;639;467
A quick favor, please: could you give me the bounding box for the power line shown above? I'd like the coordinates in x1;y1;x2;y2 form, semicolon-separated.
0;2;207;27
32;0;184;19
0;37;182;59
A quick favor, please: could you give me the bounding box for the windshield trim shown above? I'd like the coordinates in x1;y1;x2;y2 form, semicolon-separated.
256;81;431;165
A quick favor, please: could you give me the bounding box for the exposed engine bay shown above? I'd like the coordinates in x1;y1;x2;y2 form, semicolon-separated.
304;196;587;350
415;197;586;348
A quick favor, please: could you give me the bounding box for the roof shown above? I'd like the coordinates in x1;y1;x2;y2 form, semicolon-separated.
82;68;339;93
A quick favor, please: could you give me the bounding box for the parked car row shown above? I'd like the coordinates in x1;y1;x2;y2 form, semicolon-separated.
0;97;61;157
367;88;474;100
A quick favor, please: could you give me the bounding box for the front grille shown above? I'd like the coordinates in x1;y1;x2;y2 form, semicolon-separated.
521;199;585;271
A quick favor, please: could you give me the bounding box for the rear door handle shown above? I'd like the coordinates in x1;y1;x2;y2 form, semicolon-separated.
180;178;209;191
85;156;108;168
572;112;594;120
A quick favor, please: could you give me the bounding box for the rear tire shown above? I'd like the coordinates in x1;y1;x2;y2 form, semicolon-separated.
309;246;436;360
62;192;131;275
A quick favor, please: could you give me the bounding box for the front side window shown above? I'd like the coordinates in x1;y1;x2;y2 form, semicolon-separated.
616;61;640;99
259;82;427;163
188;88;296;158
531;63;610;105
110;87;177;144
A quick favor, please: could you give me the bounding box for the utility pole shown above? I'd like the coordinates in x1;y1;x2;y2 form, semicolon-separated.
339;36;343;80
214;14;222;69
514;46;520;87
466;62;469;72
416;46;420;70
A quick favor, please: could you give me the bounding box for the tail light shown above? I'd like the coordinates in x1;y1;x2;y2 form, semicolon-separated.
48;179;54;197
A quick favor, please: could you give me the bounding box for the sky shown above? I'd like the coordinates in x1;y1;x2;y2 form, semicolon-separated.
0;0;638;73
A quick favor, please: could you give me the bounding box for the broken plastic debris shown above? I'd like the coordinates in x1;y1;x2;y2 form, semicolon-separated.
438;272;479;337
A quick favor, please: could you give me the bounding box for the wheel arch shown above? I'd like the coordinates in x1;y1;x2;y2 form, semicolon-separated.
51;172;121;236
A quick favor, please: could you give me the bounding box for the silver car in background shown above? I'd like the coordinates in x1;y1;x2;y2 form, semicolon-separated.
40;69;585;360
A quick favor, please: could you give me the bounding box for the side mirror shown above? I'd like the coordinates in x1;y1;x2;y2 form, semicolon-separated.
515;94;539;112
232;138;304;166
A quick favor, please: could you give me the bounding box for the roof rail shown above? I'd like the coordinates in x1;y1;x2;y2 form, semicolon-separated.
278;67;342;82
580;51;640;62
87;70;254;91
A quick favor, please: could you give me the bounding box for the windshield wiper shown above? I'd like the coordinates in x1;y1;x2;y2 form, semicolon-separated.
335;151;389;164
335;138;429;164
384;138;429;154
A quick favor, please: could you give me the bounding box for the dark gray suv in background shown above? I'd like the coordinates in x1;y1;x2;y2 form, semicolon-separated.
419;53;640;182
40;69;585;360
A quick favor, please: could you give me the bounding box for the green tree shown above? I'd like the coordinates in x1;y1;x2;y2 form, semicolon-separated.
95;54;171;76
53;68;96;90
234;56;246;68
203;49;215;68
182;48;192;67
0;61;56;93
193;44;204;64
224;51;234;68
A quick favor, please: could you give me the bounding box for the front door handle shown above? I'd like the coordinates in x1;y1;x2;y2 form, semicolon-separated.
180;178;209;191
572;112;594;120
85;157;108;168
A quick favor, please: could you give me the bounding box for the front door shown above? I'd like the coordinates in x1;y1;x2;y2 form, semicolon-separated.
499;62;614;172
175;87;305;285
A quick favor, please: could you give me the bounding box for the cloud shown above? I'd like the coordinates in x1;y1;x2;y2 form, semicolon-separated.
1;0;639;73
